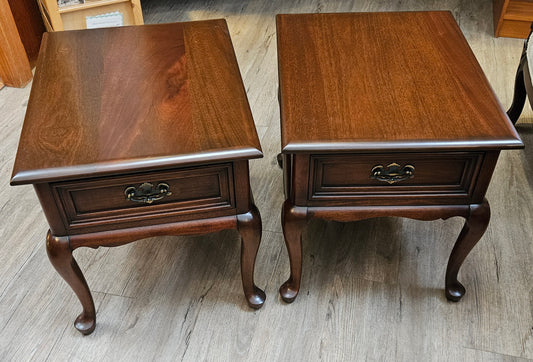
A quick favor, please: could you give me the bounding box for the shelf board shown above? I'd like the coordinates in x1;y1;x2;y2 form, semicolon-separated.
58;0;130;14
504;0;533;21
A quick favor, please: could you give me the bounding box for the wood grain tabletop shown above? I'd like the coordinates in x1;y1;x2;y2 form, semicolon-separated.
277;11;523;153
11;19;262;185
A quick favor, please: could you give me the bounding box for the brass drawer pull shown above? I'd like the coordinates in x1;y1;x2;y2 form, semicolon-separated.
370;163;415;184
124;182;172;204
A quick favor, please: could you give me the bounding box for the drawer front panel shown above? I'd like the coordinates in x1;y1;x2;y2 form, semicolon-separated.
309;152;483;205
52;164;235;231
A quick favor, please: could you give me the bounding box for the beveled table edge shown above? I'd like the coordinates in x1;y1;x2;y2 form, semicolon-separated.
276;10;453;17
276;11;524;155
281;139;524;154
11;147;263;186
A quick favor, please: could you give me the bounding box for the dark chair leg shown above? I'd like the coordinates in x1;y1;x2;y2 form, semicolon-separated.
507;25;533;125
507;55;527;125
276;153;283;168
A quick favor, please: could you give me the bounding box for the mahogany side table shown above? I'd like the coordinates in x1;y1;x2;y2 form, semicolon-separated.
11;20;265;335
276;12;523;303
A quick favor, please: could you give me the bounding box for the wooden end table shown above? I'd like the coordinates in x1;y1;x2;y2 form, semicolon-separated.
11;20;265;335
276;12;523;303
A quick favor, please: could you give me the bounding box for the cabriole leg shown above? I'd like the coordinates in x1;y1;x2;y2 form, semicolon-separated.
46;231;96;335
237;204;266;309
445;199;490;302
279;200;307;303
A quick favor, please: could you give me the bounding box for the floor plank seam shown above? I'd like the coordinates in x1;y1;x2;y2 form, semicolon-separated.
0;241;42;300
261;243;285;292
43;320;68;362
0;288;29;330
91;291;135;299
462;345;533;360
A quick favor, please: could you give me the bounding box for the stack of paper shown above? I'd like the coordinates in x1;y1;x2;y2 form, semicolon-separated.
86;11;124;29
57;0;84;7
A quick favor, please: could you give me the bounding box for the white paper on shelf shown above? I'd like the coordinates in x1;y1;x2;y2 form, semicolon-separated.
57;0;84;7
86;12;124;29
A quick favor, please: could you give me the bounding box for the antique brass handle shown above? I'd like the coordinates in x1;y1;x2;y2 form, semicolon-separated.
370;163;415;184
124;182;172;204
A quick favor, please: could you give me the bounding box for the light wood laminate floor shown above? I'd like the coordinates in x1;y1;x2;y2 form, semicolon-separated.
1;0;532;360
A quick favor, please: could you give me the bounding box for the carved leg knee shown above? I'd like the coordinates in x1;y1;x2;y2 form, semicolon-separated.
237;204;266;309
46;231;96;334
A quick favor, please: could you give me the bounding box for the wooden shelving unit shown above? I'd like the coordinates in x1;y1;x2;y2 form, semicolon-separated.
38;0;143;31
0;0;45;87
494;0;533;38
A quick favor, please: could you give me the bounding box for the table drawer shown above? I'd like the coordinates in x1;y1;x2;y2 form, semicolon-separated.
52;164;235;231
308;152;484;205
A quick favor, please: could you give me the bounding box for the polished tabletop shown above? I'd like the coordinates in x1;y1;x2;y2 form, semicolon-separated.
12;20;262;185
277;11;523;153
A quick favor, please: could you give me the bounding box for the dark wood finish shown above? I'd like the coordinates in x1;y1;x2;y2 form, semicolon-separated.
277;12;521;153
276;12;523;303
308;152;483;206
445;199;491;301
507;26;533;124
46;231;95;335
279;200;308;303
11;20;264;334
11;20;262;186
68;216;238;249
306;204;470;222
52;164;235;234
237;203;266;308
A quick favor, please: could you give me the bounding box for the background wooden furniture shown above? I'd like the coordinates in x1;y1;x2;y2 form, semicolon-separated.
493;0;533;38
38;0;143;31
277;12;523;303
0;0;45;87
11;20;264;335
